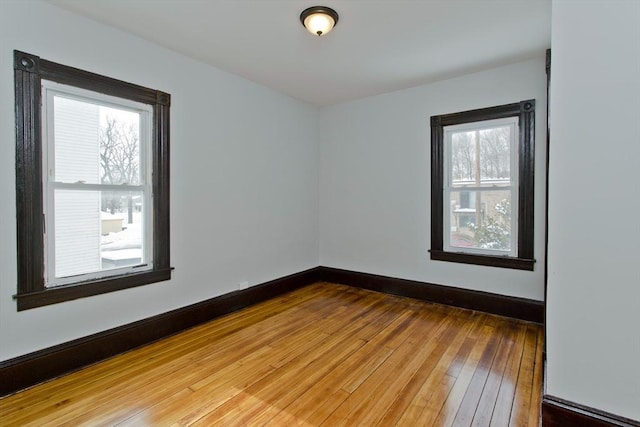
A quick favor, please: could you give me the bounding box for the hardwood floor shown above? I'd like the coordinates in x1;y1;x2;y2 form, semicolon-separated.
0;282;544;426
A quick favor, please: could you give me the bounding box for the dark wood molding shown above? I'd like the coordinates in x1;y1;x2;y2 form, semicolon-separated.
429;249;535;270
152;96;171;271
543;48;551;349
16;269;173;311
542;395;640;427
430;100;536;269
518;100;536;260
13;49;172;310
430;115;444;253
0;267;320;397
14;51;45;296
317;266;543;323
38;57;162;105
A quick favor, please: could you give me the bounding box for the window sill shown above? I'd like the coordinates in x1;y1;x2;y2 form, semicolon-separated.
14;268;173;311
429;250;535;271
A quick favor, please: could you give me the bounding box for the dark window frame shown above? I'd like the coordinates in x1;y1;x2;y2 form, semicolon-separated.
14;50;172;311
430;100;536;270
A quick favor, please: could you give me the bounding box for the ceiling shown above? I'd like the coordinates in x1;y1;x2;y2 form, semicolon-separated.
46;0;551;106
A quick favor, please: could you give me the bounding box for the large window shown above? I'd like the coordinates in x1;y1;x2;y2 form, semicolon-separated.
430;101;535;270
14;50;171;310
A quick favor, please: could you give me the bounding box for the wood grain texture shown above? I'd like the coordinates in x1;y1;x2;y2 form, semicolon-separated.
0;267;319;397
0;266;542;398
319;266;544;323
0;283;544;426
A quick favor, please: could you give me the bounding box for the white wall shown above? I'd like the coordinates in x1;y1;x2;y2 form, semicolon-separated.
0;0;319;361
319;58;547;301
546;0;640;420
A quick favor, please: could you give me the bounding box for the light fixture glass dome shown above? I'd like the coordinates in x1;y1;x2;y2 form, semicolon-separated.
300;6;339;36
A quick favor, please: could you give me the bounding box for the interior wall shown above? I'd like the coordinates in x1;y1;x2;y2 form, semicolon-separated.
546;0;640;420
319;57;547;301
0;0;319;361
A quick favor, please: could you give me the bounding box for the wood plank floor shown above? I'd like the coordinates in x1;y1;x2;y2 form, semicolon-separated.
0;282;544;426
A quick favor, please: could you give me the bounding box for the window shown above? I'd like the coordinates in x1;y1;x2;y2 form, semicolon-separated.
430;101;535;270
14;50;171;310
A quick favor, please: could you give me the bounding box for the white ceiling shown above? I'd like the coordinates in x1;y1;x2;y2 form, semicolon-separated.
46;0;551;106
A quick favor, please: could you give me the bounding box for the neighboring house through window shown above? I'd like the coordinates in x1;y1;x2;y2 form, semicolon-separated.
14;50;172;310
430;100;536;270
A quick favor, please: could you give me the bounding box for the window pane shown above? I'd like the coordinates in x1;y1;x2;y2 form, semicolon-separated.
54;96;142;185
99;106;142;185
54;96;101;184
16;52;171;309
100;191;145;271
479;126;511;182
451;125;513;187
54;189;102;278
451;131;476;183
448;189;513;252
52;189;146;282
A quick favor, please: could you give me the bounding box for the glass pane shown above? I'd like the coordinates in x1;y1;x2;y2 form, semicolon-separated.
450;124;514;188
54;189;102;277
54;96;101;184
54;96;141;185
100;191;145;270
451;130;476;184
479;126;511;183
448;189;512;252
99;106;142;185
53;189;146;280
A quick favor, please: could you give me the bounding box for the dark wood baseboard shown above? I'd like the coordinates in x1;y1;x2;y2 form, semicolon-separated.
317;266;544;323
0;267;319;398
0;265;545;397
542;395;640;427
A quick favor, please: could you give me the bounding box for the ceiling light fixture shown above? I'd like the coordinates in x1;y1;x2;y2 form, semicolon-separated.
300;6;339;36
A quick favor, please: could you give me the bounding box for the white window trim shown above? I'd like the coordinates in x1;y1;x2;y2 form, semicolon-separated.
41;80;154;287
442;116;519;257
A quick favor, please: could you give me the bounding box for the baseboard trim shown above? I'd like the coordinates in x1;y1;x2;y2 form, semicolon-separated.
0;267;319;398
0;265;545;397
542;395;640;426
317;266;544;323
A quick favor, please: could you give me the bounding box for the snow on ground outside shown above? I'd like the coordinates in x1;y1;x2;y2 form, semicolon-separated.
101;211;142;252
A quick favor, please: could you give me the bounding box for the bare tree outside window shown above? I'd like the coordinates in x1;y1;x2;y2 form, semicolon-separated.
451;131;475;182
99;112;141;224
479;127;510;181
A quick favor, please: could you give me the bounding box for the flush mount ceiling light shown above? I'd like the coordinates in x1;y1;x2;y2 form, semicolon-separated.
300;6;339;36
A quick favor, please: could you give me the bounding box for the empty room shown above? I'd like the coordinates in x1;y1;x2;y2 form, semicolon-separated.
0;0;638;426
